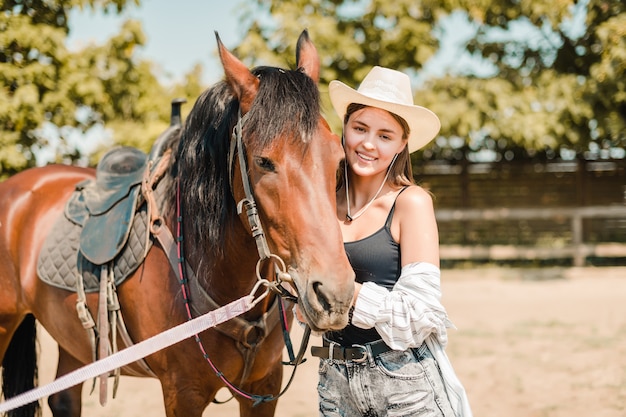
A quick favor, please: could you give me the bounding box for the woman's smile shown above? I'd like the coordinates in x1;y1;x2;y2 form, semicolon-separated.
356;151;376;162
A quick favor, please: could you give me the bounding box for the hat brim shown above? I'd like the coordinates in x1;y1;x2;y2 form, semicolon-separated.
329;80;440;153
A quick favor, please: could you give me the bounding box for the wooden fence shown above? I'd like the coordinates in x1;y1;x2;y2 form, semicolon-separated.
436;205;626;267
412;158;626;266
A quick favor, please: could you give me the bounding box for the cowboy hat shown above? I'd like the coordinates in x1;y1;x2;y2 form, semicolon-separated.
329;66;441;153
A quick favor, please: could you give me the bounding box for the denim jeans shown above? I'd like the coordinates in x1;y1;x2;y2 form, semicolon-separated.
317;343;456;417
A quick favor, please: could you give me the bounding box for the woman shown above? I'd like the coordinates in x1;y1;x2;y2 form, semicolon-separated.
309;67;472;417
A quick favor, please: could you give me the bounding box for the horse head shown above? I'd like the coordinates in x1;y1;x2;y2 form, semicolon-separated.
217;30;354;332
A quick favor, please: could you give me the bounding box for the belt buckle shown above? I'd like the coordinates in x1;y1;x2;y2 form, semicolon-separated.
350;344;367;363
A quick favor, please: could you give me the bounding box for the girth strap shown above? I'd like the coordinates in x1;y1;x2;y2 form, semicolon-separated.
79;262;156;405
98;264;110;406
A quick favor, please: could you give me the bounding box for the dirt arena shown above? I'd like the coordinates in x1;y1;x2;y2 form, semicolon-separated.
30;266;626;416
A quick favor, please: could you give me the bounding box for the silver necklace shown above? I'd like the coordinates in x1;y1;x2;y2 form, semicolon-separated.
345;154;397;222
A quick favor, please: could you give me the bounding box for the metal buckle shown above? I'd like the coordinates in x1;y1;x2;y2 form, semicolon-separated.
351;344;367;363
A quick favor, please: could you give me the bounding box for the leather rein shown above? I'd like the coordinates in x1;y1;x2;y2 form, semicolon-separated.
143;109;310;406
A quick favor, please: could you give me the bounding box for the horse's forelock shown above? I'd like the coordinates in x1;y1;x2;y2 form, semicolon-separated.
245;66;320;153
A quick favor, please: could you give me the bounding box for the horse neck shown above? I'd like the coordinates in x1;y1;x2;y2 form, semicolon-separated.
184;217;271;315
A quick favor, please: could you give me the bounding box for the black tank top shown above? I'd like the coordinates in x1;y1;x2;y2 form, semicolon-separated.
326;187;407;346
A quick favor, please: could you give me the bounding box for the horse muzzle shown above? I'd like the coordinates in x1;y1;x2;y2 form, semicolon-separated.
287;267;354;332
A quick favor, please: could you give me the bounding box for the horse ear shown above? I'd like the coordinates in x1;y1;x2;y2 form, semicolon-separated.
215;31;260;113
296;29;320;84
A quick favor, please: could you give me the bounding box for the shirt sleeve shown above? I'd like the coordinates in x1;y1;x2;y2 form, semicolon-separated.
350;262;454;350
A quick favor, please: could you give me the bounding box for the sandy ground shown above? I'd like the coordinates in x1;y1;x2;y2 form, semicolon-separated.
24;266;626;416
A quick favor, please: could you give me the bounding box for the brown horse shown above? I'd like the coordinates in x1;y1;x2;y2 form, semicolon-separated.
0;31;354;417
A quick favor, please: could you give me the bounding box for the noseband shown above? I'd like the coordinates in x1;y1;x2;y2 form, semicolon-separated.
228;109;297;302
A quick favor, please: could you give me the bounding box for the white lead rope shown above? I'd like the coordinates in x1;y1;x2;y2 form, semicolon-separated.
0;295;256;414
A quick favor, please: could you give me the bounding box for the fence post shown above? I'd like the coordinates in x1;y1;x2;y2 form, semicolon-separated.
571;213;584;267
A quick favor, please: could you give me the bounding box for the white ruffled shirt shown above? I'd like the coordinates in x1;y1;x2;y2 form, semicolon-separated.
352;262;473;417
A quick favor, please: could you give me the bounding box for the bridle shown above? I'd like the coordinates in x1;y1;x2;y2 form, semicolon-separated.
228;109;298;302
172;107;310;405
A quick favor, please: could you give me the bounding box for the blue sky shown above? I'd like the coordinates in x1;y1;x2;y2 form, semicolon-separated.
68;0;247;85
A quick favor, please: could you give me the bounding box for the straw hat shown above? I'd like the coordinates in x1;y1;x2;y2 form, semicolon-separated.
329;66;441;153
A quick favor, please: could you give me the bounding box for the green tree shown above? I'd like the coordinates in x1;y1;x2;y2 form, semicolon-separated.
237;0;625;159
0;0;204;177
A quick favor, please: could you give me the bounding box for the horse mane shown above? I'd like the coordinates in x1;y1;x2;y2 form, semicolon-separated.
169;65;321;270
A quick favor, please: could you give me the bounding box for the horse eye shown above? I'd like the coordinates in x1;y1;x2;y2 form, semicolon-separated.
255;156;276;172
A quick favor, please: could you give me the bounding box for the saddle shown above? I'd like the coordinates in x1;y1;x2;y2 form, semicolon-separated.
39;148;173;293
77;97;186;265
39;99;185;292
70;146;148;265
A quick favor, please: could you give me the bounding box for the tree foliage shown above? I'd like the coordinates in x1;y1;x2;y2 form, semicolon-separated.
236;0;625;159
0;0;204;177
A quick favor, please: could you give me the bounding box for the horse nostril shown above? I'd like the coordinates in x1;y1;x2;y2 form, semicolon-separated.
311;281;331;311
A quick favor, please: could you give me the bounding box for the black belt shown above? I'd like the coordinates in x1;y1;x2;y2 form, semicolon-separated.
310;339;392;362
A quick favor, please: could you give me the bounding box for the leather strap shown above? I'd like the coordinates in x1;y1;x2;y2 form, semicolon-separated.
310;339;392;362
98;264;110;405
145;152;171;215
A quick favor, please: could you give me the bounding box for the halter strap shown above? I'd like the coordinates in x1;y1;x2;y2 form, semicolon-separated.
231;109;272;260
229;109;297;301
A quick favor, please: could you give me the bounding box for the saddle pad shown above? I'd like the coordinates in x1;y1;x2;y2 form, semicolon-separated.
37;200;153;293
